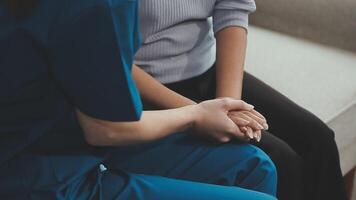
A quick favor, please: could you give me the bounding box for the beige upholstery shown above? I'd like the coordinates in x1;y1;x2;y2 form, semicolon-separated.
250;0;356;52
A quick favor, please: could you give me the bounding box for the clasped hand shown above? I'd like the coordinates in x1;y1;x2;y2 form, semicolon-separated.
192;98;268;143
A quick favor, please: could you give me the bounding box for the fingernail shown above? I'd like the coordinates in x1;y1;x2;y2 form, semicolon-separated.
247;104;254;109
221;137;230;143
258;124;264;129
257;135;261;142
263;123;269;130
242;120;249;125
254;132;258;140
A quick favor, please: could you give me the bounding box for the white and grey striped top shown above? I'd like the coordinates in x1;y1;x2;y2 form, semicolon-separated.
134;0;256;84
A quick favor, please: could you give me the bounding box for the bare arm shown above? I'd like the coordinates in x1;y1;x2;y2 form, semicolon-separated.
77;98;255;146
77;105;196;146
132;61;265;141
132;65;196;109
215;27;247;99
131;28;266;141
215;27;268;140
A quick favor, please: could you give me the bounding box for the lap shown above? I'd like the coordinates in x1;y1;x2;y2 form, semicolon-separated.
104;133;267;177
101;170;276;200
242;72;335;154
0;154;276;200
104;133;276;195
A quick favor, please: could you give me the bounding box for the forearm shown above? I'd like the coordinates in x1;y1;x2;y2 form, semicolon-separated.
77;106;197;146
132;65;196;109
215;27;247;100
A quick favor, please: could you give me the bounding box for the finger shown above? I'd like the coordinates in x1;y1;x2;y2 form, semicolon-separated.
243;110;266;123
250;110;269;130
208;133;231;144
250;109;267;122
223;99;254;111
237;113;264;131
228;113;250;126
241;126;248;133
225;119;251;141
249;128;260;142
240;125;254;140
219;136;231;143
240;126;253;142
246;127;255;141
228;110;268;130
229;124;246;139
245;126;256;140
255;130;262;142
242;111;267;130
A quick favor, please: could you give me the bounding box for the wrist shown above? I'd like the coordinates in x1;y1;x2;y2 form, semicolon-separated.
185;104;202;130
215;83;242;100
215;92;241;100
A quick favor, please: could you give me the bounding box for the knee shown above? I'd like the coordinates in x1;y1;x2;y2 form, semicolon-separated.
241;146;278;196
308;121;338;152
320;126;336;146
268;140;303;171
253;148;278;185
214;144;277;195
303;116;336;143
317;127;340;158
229;144;277;179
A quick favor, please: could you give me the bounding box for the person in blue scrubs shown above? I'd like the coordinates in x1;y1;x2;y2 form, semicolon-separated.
0;0;277;199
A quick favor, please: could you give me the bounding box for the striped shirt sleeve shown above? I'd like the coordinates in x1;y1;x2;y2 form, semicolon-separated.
213;0;256;33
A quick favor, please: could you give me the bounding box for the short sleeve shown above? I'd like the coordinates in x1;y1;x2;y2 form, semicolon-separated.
213;0;256;33
49;0;142;122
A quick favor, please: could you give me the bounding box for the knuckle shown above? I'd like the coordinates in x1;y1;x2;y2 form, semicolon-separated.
220;98;229;104
220;98;230;108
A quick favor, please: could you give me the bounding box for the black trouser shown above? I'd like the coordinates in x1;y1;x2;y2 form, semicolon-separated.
164;66;347;200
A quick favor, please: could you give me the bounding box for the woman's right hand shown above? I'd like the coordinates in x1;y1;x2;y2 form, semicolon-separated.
228;109;268;142
191;98;254;143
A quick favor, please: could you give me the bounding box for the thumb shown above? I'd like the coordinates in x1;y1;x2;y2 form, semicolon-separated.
224;99;254;111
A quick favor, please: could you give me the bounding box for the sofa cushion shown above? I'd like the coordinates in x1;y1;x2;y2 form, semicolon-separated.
249;0;356;52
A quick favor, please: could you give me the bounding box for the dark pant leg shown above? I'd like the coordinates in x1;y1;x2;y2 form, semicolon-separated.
251;132;304;200
242;72;347;200
165;67;304;200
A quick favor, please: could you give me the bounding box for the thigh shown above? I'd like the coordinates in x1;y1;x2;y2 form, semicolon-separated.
104;133;276;195
242;73;347;200
253;132;303;200
242;72;335;155
101;170;277;200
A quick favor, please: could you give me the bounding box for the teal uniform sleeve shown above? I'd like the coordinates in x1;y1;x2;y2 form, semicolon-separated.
49;0;142;122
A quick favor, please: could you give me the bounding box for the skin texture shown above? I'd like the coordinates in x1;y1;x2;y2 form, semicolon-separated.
133;26;267;142
132;65;196;109
215;27;246;100
76;98;255;146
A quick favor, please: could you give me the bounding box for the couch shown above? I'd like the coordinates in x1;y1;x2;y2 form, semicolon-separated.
245;0;356;198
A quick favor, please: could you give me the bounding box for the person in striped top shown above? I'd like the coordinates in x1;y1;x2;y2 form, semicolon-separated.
133;0;347;200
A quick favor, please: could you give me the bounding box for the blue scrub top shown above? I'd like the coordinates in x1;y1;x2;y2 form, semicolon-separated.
0;0;142;168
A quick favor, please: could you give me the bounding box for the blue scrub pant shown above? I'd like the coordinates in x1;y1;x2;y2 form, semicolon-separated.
101;134;277;200
0;134;277;200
